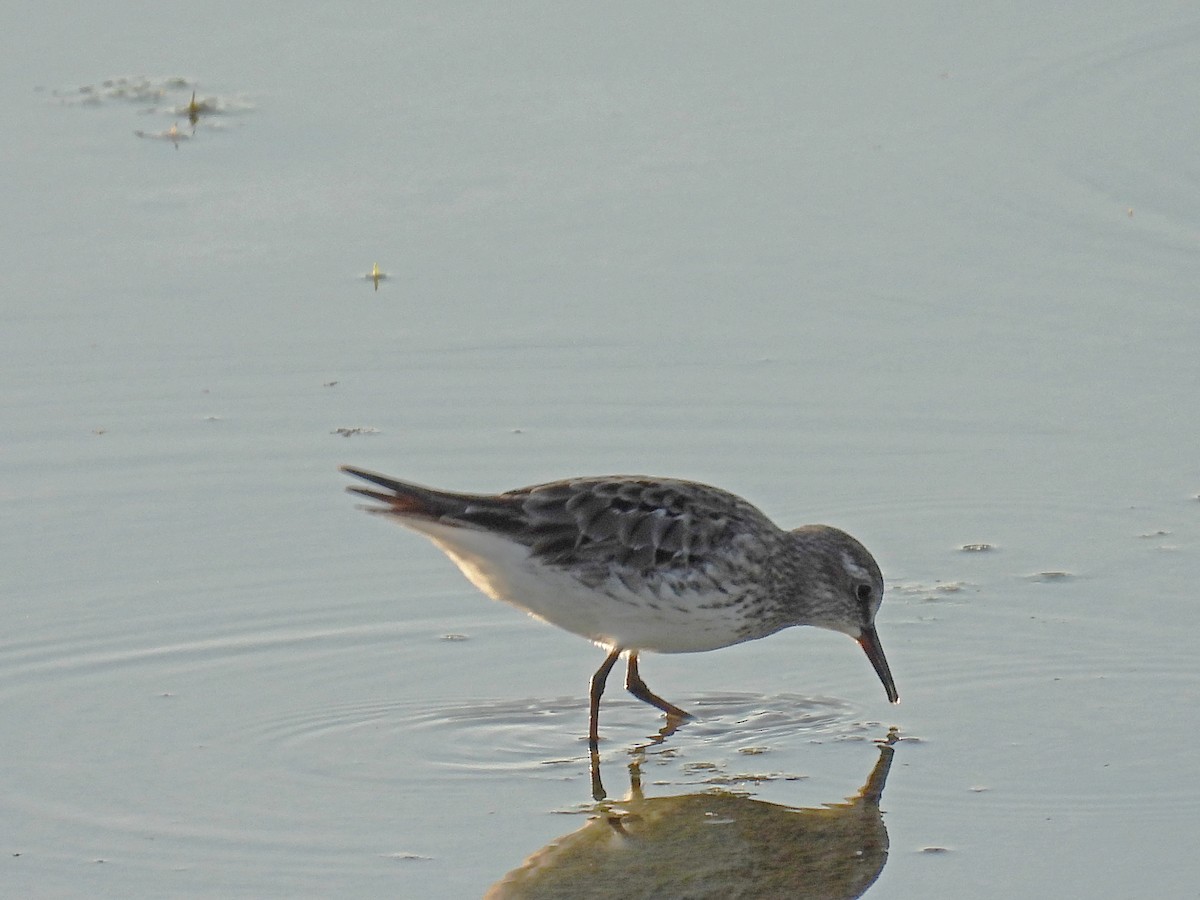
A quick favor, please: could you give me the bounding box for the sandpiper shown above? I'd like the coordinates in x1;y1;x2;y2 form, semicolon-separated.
341;467;898;748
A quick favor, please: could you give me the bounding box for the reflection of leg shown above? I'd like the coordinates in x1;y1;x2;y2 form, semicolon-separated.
625;651;692;720
589;648;622;750
651;715;687;745
589;746;606;802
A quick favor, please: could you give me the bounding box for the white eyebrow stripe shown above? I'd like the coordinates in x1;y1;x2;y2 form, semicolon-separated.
841;552;870;582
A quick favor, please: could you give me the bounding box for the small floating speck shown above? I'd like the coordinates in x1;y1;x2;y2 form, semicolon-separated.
1137;530;1170;538
323;380;339;387
921;846;951;854
364;263;388;291
911;581;968;604
331;426;379;437
440;633;469;642
892;580;970;599
960;543;994;552
92;427;107;435
1026;571;1072;582
969;785;990;793
383;852;432;862
134;121;188;148
181;90;216;128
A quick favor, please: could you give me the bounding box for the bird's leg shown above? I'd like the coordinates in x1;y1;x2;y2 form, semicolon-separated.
625;651;692;720
589;648;622;751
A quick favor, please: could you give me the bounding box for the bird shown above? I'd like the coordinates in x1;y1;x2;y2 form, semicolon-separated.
340;466;898;749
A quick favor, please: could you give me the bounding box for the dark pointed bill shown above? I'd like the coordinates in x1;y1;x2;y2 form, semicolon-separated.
857;626;899;704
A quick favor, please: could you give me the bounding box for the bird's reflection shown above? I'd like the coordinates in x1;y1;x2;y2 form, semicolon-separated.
590;712;686;800
488;731;898;899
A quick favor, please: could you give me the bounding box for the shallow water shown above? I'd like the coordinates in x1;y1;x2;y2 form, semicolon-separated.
3;4;1199;897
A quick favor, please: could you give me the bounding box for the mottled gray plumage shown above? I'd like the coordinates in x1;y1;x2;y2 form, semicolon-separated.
341;466;898;748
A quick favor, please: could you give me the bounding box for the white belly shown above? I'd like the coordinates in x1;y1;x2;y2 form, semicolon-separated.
404;520;752;653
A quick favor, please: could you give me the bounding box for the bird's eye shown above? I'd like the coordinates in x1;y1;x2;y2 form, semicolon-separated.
856;584;872;603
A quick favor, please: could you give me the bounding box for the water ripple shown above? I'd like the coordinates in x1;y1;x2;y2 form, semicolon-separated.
235;690;880;788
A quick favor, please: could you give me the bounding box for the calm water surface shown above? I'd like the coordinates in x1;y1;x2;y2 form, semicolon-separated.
2;4;1198;897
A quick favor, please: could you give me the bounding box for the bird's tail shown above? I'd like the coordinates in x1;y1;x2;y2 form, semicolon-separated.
340;466;462;520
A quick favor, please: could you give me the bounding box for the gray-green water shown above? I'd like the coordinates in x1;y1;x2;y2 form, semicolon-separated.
3;4;1198;897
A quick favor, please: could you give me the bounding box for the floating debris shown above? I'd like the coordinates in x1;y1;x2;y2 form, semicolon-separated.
50;75;185;105
699;772;804;786
50;75;251;112
1026;571;1073;583
50;76;253;144
186;91;202;128
959;542;994;552
331;426;379;437
133;121;188;149
891;580;969;603
365;263;388;291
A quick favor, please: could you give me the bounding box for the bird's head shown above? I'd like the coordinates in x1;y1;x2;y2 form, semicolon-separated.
787;526;899;704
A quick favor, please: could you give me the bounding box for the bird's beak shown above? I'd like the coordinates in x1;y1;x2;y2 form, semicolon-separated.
857;626;899;704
